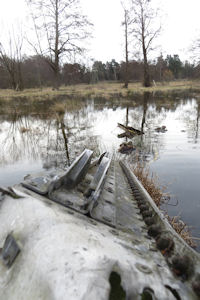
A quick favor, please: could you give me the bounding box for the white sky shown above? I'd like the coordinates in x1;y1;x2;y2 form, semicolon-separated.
0;0;200;63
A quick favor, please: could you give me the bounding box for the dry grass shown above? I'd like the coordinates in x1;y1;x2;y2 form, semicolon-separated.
133;162;169;207
1;80;200;102
133;162;196;248
167;215;196;248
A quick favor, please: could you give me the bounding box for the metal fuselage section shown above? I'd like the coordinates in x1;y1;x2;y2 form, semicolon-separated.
0;150;199;299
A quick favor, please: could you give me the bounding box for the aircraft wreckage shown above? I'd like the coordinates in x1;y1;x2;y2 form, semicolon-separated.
0;149;200;299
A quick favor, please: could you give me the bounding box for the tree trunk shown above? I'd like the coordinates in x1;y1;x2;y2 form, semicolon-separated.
54;0;60;90
60;117;70;166
10;75;17;90
54;55;60;90
141;4;151;88
143;61;151;87
124;10;129;89
143;45;151;87
141;92;149;133
17;62;24;91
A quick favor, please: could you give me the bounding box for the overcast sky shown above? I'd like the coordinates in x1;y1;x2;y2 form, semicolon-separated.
0;0;200;63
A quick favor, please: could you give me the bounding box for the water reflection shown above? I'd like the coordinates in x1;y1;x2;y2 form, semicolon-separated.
0;95;199;248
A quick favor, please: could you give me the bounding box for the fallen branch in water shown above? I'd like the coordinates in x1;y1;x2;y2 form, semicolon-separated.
118;123;143;136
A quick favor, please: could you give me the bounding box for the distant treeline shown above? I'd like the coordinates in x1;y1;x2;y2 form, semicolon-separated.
0;54;199;90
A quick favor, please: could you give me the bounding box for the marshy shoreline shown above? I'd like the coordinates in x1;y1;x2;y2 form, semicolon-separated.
1;80;200;102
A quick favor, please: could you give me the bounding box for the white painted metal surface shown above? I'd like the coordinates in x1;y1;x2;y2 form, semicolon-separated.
0;187;197;300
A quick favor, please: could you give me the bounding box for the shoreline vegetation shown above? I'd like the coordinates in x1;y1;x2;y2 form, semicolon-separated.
1;80;200;102
133;162;197;248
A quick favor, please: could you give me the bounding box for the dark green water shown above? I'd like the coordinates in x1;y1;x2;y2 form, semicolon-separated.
0;94;199;248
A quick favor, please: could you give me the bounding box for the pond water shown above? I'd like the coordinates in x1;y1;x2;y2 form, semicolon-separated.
0;93;200;249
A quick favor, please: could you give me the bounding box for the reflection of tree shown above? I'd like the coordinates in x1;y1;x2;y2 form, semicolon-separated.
57;114;70;166
1;95;198;172
126;107;129;127
141;92;149;134
0;101;100;170
42;115;71;169
195;101;200;143
62;103;100;157
125;93;167;164
180;99;200;144
0;112;45;165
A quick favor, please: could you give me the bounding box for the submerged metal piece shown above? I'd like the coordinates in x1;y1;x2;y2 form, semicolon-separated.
47;148;93;212
87;156;110;197
22;149;93;195
22;150;111;215
1;151;200;299
1;234;20;267
49;149;93;193
48;153;111;214
22;175;53;195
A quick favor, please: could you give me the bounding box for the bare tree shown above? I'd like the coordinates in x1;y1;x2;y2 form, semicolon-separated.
0;31;24;90
26;0;92;89
122;7;131;88
130;0;161;87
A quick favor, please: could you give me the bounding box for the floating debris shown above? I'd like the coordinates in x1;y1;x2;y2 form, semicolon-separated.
118;123;143;137
155;125;167;133
118;141;135;154
117;132;134;139
20;127;30;134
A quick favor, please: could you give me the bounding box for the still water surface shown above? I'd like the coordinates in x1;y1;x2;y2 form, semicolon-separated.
0;95;200;248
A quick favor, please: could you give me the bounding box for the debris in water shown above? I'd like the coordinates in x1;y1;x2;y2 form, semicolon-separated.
118;141;135;154
118;123;143;137
155;126;167;133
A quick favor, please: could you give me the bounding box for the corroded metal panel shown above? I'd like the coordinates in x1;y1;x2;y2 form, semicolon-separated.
0;153;200;299
0;189;188;300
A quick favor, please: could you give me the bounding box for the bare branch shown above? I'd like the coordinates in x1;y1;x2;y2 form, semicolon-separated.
125;0;161;86
26;0;92;89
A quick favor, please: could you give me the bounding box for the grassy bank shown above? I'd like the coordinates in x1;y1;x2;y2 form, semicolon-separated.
1;80;200;102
